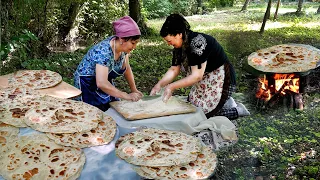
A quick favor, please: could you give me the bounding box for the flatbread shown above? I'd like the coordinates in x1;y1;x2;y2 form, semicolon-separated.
0;134;85;180
8;70;62;89
46;114;117;148
24;96;102;133
135;146;217;180
0;122;19;145
248;44;320;73
0;87;35;105
115;128;202;167
0;95;43;127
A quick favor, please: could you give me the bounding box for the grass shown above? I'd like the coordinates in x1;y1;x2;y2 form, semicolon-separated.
1;3;320;179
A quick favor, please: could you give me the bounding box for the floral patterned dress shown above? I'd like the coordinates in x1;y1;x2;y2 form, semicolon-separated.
74;36;127;111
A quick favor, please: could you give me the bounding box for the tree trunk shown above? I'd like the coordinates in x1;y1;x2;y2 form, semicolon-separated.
317;5;320;14
241;0;251;12
260;0;272;34
296;0;303;13
129;0;148;35
196;0;203;14
0;0;14;42
274;0;281;20
58;2;83;41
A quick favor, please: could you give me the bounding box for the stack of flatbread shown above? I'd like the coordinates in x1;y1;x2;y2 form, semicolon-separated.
0;70;118;179
115;128;218;180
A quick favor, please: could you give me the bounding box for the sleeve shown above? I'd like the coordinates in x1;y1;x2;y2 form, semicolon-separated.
187;34;211;69
91;43;113;68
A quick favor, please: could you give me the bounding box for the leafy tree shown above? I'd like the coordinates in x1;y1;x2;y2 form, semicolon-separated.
142;0;173;19
317;4;320;14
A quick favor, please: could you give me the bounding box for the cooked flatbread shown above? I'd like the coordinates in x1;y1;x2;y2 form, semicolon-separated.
0;95;43;127
0;122;19;146
135;146;217;180
8;70;62;89
248;44;320;73
115;128;202;167
0;87;35;105
0;134;85;180
24;96;102;133
46;114;117;148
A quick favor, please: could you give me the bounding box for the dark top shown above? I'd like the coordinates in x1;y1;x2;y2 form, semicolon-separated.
171;30;236;84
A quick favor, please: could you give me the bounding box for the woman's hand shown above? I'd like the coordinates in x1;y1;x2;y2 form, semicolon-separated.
162;85;174;103
131;90;143;99
150;83;162;96
123;92;142;102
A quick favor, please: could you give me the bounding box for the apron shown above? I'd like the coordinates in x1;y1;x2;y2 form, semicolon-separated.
78;67;126;110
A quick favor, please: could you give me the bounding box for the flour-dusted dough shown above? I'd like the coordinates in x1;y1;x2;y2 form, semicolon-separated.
115;128;202;167
110;96;196;120
46;114;117;148
0;134;85;180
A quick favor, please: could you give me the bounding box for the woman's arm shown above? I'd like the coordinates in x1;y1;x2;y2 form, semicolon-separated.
162;61;207;102
96;64;128;99
123;54;140;94
150;65;180;95
168;61;207;90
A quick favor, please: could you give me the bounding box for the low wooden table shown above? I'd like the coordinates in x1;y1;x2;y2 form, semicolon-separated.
0;74;81;99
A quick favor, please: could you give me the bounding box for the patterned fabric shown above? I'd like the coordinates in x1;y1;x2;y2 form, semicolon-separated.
189;65;225;114
74;36;126;90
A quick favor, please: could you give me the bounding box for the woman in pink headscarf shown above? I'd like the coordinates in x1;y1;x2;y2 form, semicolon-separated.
74;16;143;111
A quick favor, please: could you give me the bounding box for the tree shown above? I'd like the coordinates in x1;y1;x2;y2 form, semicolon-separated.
274;0;281;20
241;0;251;12
129;0;148;35
196;0;204;14
260;0;272;34
58;1;84;42
296;0;303;13
317;5;320;14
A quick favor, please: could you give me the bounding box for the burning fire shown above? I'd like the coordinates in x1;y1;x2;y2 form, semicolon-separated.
256;74;300;101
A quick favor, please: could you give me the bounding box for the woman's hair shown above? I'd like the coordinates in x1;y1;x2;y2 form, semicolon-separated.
160;14;190;39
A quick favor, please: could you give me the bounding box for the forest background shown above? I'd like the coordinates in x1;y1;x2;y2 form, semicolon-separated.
1;0;320;179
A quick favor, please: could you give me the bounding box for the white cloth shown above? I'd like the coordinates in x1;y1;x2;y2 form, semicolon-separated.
193;116;238;140
106;107;237;141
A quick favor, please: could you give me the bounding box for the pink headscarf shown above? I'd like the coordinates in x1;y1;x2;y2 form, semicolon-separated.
112;16;141;38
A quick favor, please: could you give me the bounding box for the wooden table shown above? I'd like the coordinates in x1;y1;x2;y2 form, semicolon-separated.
0;74;81;99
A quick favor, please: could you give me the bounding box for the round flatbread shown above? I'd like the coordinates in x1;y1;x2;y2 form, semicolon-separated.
0;122;19;146
0;134;85;180
8;70;62;89
115;128;202;167
0;87;35;105
46;114;117;148
135;146;218;180
0;95;43;127
24;96;102;133
248;44;320;73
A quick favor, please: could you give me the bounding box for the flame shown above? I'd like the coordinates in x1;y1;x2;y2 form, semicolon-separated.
256;74;300;101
